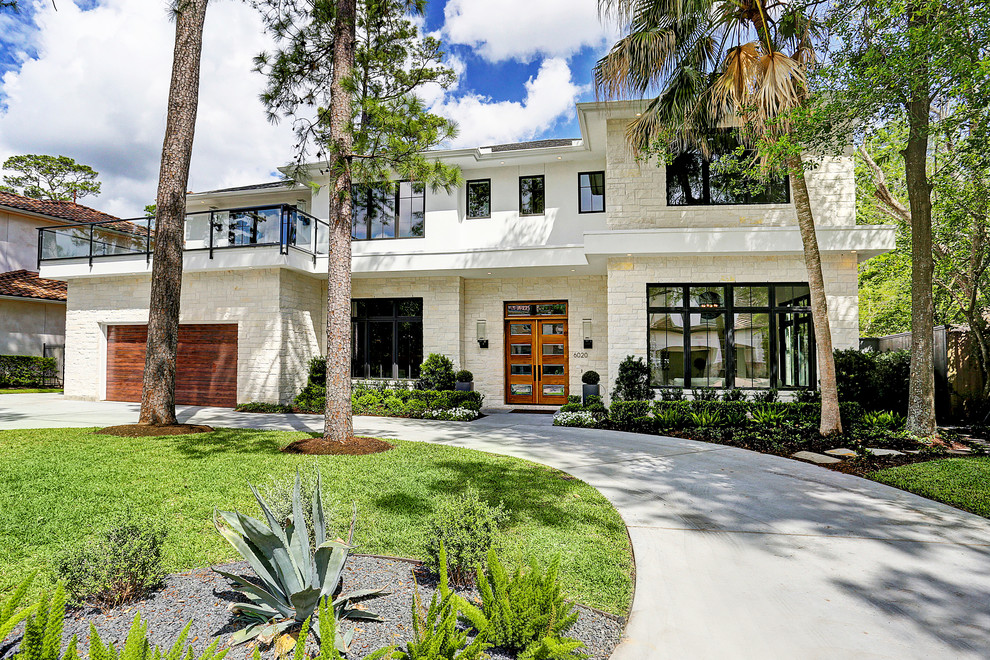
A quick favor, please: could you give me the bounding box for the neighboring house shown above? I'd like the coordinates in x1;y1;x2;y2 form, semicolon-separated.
0;191;120;361
39;102;896;408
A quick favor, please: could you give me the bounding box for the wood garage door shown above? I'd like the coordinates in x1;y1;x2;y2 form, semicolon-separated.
106;324;237;407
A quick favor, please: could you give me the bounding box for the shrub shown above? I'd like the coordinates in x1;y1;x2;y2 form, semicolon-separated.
423;407;480;421
567;395;581;404
654;406;687;430
405;399;428;418
558;403;584;413
354;391;385;414
721;388;746;402
456;369;474;383
692;386;719;402
612;356;654;401
585;394;602;406
425;488;507;586
294;383;325;411
608;400;651;430
584;402;608;416
860;410;906;431
793;389;821;403
833;348;910;413
459;549;584;658
306;356;327;387
751;405;788;426
553;410;598;428
56;514;167;607
0;355;58;388
657;386;685;401
688;409;723;428
752;388;779;403
581;370;600;385
235;401;293;413
419;353;457;391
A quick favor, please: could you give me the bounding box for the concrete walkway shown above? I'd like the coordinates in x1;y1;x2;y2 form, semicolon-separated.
2;394;989;659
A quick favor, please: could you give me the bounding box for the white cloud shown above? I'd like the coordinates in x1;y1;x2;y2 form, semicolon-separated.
432;58;586;147
442;0;618;63
0;0;295;217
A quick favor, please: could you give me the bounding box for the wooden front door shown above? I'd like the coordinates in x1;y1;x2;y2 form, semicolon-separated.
504;302;568;405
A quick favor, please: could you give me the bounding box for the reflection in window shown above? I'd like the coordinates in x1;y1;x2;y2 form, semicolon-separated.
519;175;545;216
542;323;564;335
542;364;565;375
778;312;812;388
511;384;533;395
510;324;532;335
352;182;424;240
543;384;565;396
733;313;771;388
666;142;789;206
688;313;726;387
510;344;532;356
466;179;491;218
579;171;605;213
351;298;423;379
542;344;565;355
649;312;685;387
510;364;532;375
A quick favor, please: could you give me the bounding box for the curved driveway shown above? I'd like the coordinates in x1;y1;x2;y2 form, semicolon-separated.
2;395;989;658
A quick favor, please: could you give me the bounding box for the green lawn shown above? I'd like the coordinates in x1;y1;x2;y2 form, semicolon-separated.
0;428;632;615
0;388;63;394
871;457;990;519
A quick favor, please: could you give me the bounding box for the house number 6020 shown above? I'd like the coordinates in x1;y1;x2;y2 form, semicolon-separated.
572;352;589;358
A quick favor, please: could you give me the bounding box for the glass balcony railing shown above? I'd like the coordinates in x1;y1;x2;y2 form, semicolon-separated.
38;205;330;265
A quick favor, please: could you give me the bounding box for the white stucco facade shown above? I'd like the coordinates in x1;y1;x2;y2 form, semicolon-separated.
45;102;894;407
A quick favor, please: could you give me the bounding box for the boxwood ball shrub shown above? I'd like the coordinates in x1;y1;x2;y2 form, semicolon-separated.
612;356;654;401
455;369;473;383
418;353;457;391
581;370;600;385
425;488;508;586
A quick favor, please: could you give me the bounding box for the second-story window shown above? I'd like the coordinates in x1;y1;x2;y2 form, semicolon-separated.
578;171;605;213
352;181;425;240
666;144;789;206
519;175;545;216
466;179;491;218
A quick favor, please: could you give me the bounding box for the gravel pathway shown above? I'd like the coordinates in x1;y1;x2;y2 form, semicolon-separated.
51;558;622;660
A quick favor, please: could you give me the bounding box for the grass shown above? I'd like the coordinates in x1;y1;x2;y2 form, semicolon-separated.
0;427;632;615
870;456;990;519
0;388;63;394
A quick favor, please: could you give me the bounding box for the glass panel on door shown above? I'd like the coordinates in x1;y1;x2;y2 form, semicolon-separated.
536;319;568;404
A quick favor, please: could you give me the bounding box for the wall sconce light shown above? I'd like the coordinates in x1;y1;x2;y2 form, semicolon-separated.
477;320;488;348
582;319;593;349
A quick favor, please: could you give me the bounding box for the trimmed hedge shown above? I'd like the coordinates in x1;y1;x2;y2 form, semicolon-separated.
0;355;57;388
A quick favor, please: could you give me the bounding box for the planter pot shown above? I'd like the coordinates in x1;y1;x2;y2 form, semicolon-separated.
455;381;474;392
582;383;600;403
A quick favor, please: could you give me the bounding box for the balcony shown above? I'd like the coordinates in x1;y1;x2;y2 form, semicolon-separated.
38;204;329;267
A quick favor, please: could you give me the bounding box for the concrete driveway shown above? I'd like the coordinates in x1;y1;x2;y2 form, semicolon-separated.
2;393;989;659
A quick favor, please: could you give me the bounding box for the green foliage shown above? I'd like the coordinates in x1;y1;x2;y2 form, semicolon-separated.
1;154;101;201
56;514;166;607
425;488;507;586
0;356;58;388
213;472;384;648
256;464;335;547
793;389;821;404
419;354;457;391
692;387;719;402
580;371;600;385
235;402;294;413
721;388;746;402
688;409;723;429
455;370;473;383
393;545;490;660
558;403;583;413
584;395;602;407
608;401;651;431
459;549;585;659
612;356;654;402
751;405;788;426
751;388;779;404
860;410;906;431
653;405;687;430
833;349;910;414
346;387;484;418
307;357;327;388
1;572;37;644
657;387;685;401
288;599;393;660
567;395;581;404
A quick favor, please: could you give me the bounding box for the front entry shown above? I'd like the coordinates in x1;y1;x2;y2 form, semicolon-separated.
504;301;568;405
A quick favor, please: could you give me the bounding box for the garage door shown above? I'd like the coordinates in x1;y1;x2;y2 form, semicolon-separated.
106;324;237;407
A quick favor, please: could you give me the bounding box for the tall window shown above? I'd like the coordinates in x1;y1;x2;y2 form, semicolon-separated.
519;175;545;216
352;181;425;240
578;171;605;213
351;298;423;379
466;179;491;218
666;144;789;206
647;283;813;389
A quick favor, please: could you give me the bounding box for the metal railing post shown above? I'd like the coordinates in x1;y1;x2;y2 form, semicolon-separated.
209;211;215;259
88;223;94;267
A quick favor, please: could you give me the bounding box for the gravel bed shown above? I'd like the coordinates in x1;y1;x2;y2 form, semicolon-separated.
44;557;622;660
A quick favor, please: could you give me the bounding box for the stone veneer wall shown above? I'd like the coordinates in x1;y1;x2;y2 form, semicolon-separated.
605;254;859;399
604;119;855;230
64;268;326;404
350;276;464;368
462;276;608;405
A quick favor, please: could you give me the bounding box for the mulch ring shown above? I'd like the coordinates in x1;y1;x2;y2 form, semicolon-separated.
281;436;393;456
50;558;622;660
820;452;949;478
95;424;215;437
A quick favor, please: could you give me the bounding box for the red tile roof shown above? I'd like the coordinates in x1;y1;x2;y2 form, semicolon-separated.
0;270;67;301
0;190;119;225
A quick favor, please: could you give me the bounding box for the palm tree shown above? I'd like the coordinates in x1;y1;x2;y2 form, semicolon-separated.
595;0;843;435
140;0;210;426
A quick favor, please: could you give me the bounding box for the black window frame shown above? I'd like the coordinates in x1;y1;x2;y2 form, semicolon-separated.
351;297;424;380
518;175;545;216
646;283;816;390
578;170;606;214
351;180;426;241
466;178;491;219
665;148;791;207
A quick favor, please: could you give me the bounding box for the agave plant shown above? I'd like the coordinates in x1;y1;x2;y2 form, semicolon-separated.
214;471;385;650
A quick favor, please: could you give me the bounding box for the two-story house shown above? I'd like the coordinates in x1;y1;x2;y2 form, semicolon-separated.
38;102;896;408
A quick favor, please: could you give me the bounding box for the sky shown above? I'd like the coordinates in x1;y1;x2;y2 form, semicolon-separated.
0;0;621;217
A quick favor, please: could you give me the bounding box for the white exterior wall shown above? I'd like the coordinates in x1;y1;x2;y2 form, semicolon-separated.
462;276;608;405
0;298;65;355
279;270;326;401
605;254;859;398
0;211;48;272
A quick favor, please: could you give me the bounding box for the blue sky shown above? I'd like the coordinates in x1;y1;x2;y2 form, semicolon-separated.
0;0;618;216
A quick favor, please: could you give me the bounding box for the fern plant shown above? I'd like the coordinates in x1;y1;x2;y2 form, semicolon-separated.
654;407;686;430
394;545;490;660
751;405;787;426
459;549;586;659
1;572;38;645
688;409;723;428
263;599;393;660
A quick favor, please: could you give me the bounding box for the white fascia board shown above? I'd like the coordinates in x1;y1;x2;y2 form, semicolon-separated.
0;294;66;304
351;244;589;274
582;225;896;257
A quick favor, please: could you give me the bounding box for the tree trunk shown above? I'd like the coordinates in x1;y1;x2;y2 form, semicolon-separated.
903;4;937;437
323;0;357;443
787;155;842;436
139;0;209;426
